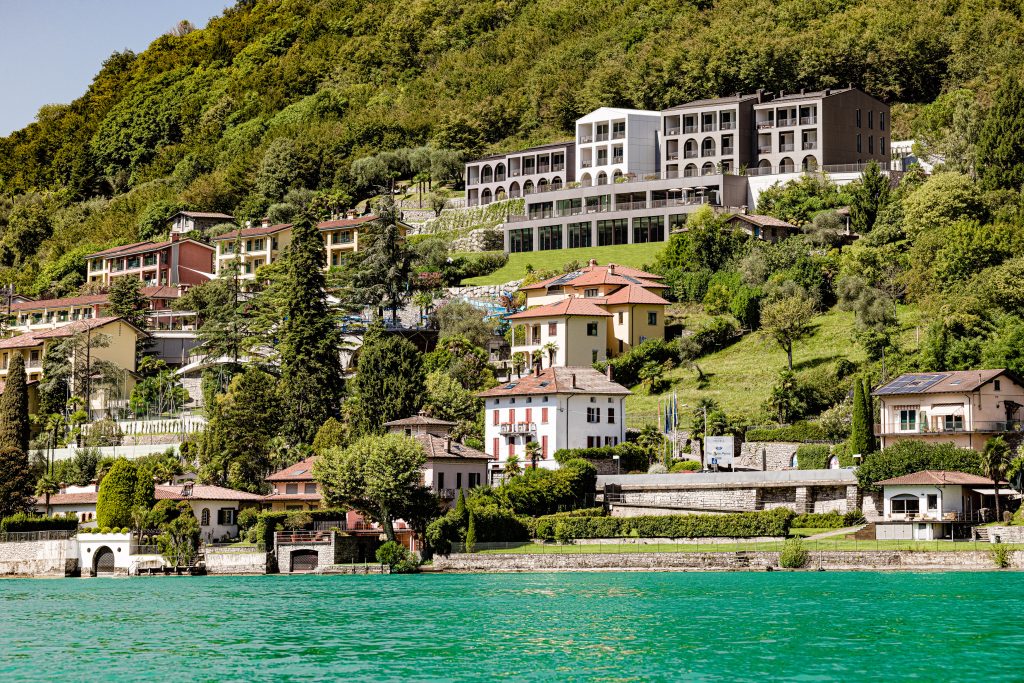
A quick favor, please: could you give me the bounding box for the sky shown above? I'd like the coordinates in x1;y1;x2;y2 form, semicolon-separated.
0;0;233;136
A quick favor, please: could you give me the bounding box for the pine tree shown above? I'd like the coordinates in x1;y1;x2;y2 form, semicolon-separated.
977;76;1024;191
0;446;33;518
349;330;425;435
106;276;148;330
464;510;477;554
0;353;30;453
850;160;889;234
352;197;413;322
849;378;867;456
278;214;344;444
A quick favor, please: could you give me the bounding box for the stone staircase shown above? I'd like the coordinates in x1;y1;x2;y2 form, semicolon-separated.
851;523;876;541
975;527;990;542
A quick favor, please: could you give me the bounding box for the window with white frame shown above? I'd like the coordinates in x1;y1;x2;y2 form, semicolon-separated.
587;407;601;423
217;508;236;525
890;495;920;516
897;406;918;432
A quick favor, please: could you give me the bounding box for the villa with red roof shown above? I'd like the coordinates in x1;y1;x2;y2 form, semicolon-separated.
9;286;187;334
510;260;669;368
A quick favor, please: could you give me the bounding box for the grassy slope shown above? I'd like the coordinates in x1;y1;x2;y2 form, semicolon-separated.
626;305;925;426
461;243;666;285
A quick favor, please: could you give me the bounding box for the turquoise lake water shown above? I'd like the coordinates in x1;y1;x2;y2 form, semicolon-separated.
2;571;1023;681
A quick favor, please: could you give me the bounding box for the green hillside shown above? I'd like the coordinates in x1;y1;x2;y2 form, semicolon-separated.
1;0;1022;294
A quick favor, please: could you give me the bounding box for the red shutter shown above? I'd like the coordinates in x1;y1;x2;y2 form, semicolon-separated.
492;438;499;458
542;407;549;424
542;435;548;459
525;408;532;424
508;441;515;458
509;408;515;424
493;409;499;426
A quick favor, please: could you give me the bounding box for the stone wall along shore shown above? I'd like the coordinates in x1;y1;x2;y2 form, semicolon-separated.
0;540;78;577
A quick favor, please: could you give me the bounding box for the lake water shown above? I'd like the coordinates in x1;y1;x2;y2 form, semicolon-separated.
3;571;1023;681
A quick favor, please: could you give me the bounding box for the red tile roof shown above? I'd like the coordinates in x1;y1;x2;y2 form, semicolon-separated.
10;294;109;312
478;366;630;397
87;238;213;259
318;215;378;230
178;211;234;220
155;484;264;501
728;214;797;229
37;492;98;505
262;493;322;502
507;298;613;320
266;456;318;482
0;317;143;349
384;414;457;427
876;470;997;486
414;433;491;460
141;286;182;299
212;223;292;241
603;284;670;306
521;262;664;291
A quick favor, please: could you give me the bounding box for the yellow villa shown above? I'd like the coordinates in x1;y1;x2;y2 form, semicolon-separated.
0;317;145;414
510;260;670;368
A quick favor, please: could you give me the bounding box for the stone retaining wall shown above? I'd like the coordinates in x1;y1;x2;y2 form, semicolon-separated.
205;551;269;575
736;442;800;470
986;526;1024;543
0;540;77;577
434;550;1024;572
450;228;504;252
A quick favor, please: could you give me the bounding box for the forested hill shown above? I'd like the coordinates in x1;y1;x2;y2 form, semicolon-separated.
0;0;1021;295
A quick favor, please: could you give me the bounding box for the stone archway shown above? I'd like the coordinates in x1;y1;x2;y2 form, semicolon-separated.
94;546;116;575
290;549;320;572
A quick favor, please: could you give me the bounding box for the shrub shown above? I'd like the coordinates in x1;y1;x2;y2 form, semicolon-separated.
747;422;828;443
532;508;791;541
795;444;830;469
690;316;740;355
237;507;260;533
595;338;677;388
496;459;596;517
843;509;866;526
669;460;701;472
553;521;573;545
648;463;668;474
0;512;78;533
779;539;809;568
376;540;419;573
856;441;984;491
991;543;1011;569
553;443;650;473
96;459;139;529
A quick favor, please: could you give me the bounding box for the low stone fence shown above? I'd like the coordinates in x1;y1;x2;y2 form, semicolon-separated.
0;539;78;577
986;526;1024;543
205;549;270;575
434;550;1024;572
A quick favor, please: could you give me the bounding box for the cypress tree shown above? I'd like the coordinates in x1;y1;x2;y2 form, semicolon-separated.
977;76;1024;191
0;353;30;454
850;160;889;234
278;214;344;444
863;378;877;453
96;459;139;529
849;378;867;456
464;510;477;554
0;447;33;518
454;488;467;527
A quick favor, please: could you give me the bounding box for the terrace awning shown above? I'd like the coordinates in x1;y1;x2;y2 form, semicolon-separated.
929;403;965;416
970;488;1019;496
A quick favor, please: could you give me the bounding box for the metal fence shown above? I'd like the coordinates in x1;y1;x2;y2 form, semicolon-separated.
0;530;76;543
204;543;267;553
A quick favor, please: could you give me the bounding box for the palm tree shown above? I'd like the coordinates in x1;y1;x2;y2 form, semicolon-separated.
982;437;1012;522
35;475;60;517
525;441;541;470
504;453;521;478
541;342;558;367
511;352;526;378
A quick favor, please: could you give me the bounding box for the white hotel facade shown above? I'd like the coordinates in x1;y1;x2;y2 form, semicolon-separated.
464;88;897;253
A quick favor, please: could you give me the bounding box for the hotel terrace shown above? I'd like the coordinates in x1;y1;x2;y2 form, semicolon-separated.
464;87;893;253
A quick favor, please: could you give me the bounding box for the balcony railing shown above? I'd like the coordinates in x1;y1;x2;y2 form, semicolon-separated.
779;143;795;152
437;488;458;500
799;116;818;125
889;510;991;523
666;153;679;161
802;141;818;150
721;146;735;155
684;151;698;159
612;156;624;164
756;121;774;129
499;422;537;435
777;118;794;127
701;150;717;157
596;133;610;141
579;135;593;143
552;164;565;172
720;121;736;130
701;123;717;132
875;420;1024;436
616;200;648;211
275;530;333;545
684;125;698;133
665;127;681;135
612;131;625;140
581;161;593;168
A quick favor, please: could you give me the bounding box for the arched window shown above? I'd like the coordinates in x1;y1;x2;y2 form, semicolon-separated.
890;494;920;516
481;165;493;184
701;137;716;157
523;180;534;195
757;159;771;171
779;157;795;173
495;187;506;200
495;163;506;182
509;181;521;198
580;173;592;187
201;508;210;526
538;178;549;190
828;455;840;469
551;176;563;190
596;171;608;185
701;162;716;176
481;188;493;205
802;155;818;171
684;139;698;158
612;170;623;181
790;453;798;468
683;164;698;178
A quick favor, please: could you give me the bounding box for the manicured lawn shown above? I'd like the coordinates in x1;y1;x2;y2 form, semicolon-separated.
461;243;667;286
788;528;835;537
476;539;1021;554
626;303;924;426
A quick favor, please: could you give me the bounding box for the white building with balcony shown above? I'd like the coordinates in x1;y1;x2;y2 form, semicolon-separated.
479;366;630;472
575;107;661;186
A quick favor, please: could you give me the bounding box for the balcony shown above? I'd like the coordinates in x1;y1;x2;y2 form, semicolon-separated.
612;156;624;164
720;121;736;130
665;127;681;136
756;121;774;130
799;116;818;125
275;530;332;545
666;153;679;161
500;422;537;435
581;161;593;168
684;125;698;133
684;151;698;159
701;124;717;133
701;150;717;158
888;510;991;523
721;146;735;155
612;131;625;140
757;146;772;154
552;164;565;172
580;135;593;143
802;141;818;150
779;143;795;152
777;118;794;128
596;133;610;142
437;488;459;500
875;420;1024;436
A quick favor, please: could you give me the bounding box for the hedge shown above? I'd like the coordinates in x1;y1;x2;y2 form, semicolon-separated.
746;422;829;443
790;509;866;529
795;444;856;470
532;508;793;541
553;443;650;473
0;513;78;533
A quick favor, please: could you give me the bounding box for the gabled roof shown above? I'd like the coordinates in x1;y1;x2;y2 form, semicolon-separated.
468;141;574;164
873;370;1014;396
10;293;109;312
663;93;761;111
266;456;317;482
318;215;378;230
176;211;234;220
413;433;491;460
212;223;292;241
141;286;182;300
87;238;213;259
876;470;995;487
155;484;264;501
521;262;664;291
507;298;613;320
728;214;797;229
0;316;146;349
602;284;670;306
763;87;855;103
478;366;630;398
384;414;457;427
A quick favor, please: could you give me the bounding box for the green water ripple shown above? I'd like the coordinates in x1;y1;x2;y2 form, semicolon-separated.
2;572;1023;682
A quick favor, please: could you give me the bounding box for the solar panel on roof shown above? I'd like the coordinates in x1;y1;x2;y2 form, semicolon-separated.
550;271;584;287
539;381;550;387
503;382;518;389
875;373;946;395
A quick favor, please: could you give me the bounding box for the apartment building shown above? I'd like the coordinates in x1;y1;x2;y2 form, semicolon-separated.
508;261;669;367
465;141;574;208
0;316;144;413
479;366;630;471
168;211;234;235
463;87;891;253
8;286;187;334
86;236;215;287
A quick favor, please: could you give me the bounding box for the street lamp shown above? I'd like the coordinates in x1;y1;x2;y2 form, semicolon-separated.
612;454;620;475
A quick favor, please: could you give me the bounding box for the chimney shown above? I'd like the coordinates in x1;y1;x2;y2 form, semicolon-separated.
170;233;180;243
779;90;785;97
571;373;577;389
533;360;542;377
824;88;831;97
608;263;616;275
606;364;614;381
588;258;598;267
347;209;358;219
756;88;764;103
261;216;270;229
181;482;193;498
445;437;452;453
800;87;805;95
